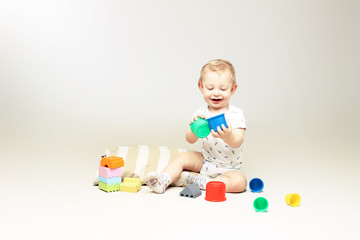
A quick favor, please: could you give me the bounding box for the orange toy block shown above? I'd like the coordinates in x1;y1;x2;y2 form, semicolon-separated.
101;156;124;169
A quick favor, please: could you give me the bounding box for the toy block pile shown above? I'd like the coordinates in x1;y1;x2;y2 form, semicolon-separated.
98;156;142;193
99;156;124;192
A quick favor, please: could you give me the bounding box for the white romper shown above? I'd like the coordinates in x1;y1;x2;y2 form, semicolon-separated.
192;105;247;178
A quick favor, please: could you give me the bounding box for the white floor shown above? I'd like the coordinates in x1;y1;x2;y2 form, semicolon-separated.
1;140;359;240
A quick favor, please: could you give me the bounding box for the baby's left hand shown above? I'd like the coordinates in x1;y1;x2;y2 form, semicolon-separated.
211;122;233;140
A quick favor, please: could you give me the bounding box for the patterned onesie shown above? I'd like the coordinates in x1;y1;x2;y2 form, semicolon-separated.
192;105;247;178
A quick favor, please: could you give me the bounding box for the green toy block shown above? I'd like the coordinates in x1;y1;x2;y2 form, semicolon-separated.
99;182;121;192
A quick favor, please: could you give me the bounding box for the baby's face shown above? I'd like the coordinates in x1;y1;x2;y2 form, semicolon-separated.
199;70;237;112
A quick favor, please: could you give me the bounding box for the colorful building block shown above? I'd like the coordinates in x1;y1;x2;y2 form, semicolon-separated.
99;182;121;192
120;178;142;193
120;182;140;193
179;183;202;198
99;166;123;178
99;176;122;185
100;156;124;169
123;177;141;186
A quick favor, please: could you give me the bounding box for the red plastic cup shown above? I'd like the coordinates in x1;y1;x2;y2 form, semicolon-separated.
205;181;226;202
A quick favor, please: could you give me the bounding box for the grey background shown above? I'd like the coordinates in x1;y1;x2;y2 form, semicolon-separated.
0;0;359;239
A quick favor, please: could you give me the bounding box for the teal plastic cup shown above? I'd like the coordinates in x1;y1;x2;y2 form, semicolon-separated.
253;197;269;212
190;118;211;138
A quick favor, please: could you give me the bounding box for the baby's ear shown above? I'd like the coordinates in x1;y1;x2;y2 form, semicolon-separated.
198;81;204;92
231;83;238;95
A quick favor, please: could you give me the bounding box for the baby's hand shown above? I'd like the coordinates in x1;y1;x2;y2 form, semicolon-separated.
211;122;233;140
189;114;207;124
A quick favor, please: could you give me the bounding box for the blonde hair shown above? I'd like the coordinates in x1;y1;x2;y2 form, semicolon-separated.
199;59;236;85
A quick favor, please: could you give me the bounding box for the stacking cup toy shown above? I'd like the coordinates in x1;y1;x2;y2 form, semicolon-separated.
285;193;301;207
190;118;211;138
207;113;228;132
205;181;226;202
249;178;264;193
253;197;269;212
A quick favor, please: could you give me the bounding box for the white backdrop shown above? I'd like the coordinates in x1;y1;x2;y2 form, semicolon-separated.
1;2;360;239
0;0;359;170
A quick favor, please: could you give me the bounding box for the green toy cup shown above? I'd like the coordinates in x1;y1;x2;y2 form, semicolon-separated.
190;118;211;138
253;197;269;212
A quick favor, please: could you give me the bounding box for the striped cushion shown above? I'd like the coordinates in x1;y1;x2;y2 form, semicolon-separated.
104;145;188;181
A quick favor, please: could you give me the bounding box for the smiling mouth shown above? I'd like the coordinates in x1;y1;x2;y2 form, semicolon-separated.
211;99;222;104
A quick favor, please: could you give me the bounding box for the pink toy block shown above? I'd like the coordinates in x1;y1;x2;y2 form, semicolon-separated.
99;166;123;178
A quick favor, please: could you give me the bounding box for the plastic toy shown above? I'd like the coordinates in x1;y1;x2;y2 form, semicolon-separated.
190;117;211;138
99;176;122;185
253;197;268;212
124;177;142;186
99;173;122;192
205;181;226;202
98;156;124;193
179;183;202;198
120;182;139;192
99;166;123;178
120;178;142;193
285;193;301;207
249;178;264;193
207;113;228;132
100;156;124;169
99;182;121;192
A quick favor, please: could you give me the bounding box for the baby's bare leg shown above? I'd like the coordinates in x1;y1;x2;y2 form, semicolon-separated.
214;171;247;193
163;151;204;184
143;151;204;193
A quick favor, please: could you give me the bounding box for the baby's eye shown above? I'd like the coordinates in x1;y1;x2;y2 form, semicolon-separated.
207;88;213;90
221;88;227;91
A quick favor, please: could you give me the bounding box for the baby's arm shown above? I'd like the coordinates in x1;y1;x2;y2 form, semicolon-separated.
185;127;198;144
211;123;245;148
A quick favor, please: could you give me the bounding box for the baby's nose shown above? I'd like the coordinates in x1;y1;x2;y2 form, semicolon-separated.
213;89;220;95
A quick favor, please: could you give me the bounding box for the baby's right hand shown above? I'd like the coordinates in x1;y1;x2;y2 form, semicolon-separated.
190;114;207;124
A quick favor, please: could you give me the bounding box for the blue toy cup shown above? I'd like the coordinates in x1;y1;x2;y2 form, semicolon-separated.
249;178;264;193
207;113;228;132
